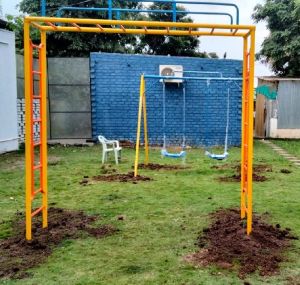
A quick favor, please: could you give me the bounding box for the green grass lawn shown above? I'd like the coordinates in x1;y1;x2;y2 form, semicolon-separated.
271;139;300;157
0;141;299;285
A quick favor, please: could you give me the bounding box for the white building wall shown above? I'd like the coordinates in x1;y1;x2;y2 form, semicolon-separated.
0;29;18;153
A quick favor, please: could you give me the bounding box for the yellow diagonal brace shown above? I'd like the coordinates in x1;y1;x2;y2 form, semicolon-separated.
134;75;145;177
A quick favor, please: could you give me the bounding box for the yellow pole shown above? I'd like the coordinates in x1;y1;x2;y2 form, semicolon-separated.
241;36;248;219
24;20;33;240
134;75;145;177
247;29;256;235
40;30;48;229
31;26;248;37
25;16;256;30
142;80;149;165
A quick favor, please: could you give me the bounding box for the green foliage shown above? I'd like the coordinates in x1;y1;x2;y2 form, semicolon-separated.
6;15;40;54
136;3;217;58
10;0;141;56
8;0;217;58
253;0;300;76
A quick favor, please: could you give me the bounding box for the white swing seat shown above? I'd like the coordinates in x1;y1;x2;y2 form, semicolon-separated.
98;135;122;164
205;150;228;160
161;148;186;158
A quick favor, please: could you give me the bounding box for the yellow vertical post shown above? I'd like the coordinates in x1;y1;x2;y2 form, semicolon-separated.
142;81;149;164
24;20;33;240
241;36;248;219
40;31;48;228
134;75;145;177
246;29;255;235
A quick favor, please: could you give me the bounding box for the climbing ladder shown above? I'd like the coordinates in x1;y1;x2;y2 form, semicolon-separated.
25;35;48;240
241;35;254;235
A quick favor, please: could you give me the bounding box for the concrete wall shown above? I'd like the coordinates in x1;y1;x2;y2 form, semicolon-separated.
90;53;242;146
48;58;91;139
0;29;18;153
16;56;91;141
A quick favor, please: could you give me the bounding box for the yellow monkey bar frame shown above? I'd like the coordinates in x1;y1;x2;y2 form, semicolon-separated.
24;16;255;239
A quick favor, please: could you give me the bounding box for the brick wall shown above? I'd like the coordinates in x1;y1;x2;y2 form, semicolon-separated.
90;53;242;146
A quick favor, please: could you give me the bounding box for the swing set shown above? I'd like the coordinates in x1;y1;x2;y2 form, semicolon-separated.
134;74;241;166
23;1;255;240
161;81;187;159
204;86;231;160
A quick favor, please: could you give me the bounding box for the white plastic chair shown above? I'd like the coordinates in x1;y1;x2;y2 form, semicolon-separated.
98;135;122;165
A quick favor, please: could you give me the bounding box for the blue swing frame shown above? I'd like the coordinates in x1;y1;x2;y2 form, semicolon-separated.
161;81;186;159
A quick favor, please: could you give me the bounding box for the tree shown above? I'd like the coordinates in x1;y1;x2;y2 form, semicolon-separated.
8;0;218;58
252;0;300;76
8;0;141;56
135;3;217;58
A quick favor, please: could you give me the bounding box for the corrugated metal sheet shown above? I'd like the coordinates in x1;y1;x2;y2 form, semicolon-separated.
277;81;300;129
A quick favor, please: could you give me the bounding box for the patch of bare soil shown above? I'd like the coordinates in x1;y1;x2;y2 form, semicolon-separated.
185;208;297;279
0;208;117;279
92;172;152;183
119;140;135;149
138;163;187;170
280;169;292;174
212;163;272;173
211;163;232;170
235;164;273;173
218;173;267;182
100;164;117;174
216;163;272;182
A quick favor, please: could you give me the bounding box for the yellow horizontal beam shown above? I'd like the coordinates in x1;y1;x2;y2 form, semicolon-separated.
36;25;248;37
25;16;255;32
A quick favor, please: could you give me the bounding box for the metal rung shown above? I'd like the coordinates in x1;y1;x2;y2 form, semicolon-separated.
33;142;41;147
31;206;44;217
31;43;42;49
33;95;41;99
32;70;41;75
33;164;42;170
31;188;43;200
33;118;41;123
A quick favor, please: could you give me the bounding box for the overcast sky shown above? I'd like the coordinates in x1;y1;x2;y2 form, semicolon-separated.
2;0;273;79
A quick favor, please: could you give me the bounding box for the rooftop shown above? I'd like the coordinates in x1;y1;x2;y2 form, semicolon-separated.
258;76;300;82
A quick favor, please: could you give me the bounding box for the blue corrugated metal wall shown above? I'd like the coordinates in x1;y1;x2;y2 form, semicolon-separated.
90;52;242;146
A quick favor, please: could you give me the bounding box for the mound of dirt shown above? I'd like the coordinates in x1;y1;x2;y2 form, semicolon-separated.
280;169;292;174
216;163;271;183
212;163;272;173
138;163;187;170
0;208;117;279
235;164;273;173
218;173;267;182
185;208;297;278
119;140;135;149
100;164;117;174
211;163;232;170
92;171;152;183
